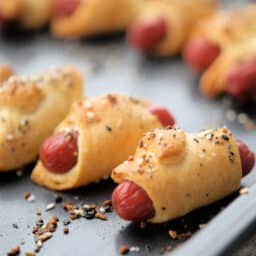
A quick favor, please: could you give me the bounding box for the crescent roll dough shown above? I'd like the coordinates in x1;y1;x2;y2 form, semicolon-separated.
31;93;163;190
137;0;217;57
0;0;22;21
200;37;256;98
0;0;53;29
112;127;242;223
0;64;15;83
18;0;53;29
51;0;142;39
0;65;83;171
189;4;256;51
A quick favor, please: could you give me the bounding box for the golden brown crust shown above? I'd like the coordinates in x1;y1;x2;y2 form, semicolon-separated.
138;0;217;57
0;65;83;171
51;0;142;38
0;65;15;83
19;0;53;29
200;37;256;97
0;0;22;20
112;127;242;223
31;93;163;190
189;4;256;50
0;0;53;29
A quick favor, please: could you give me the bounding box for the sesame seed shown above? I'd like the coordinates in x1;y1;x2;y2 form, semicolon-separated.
239;187;249;195
119;245;129;255
237;113;248;124
45;203;55;211
199;224;207;229
226;110;236;122
25;251;36;256
27;194;36;203
130;246;140;252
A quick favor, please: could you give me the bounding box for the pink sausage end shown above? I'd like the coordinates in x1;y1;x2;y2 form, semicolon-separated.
237;140;255;177
226;60;256;100
148;105;175;127
127;17;167;51
112;180;155;222
183;37;221;72
53;0;81;18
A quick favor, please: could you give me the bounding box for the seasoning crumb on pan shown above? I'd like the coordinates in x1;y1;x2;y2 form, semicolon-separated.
168;230;192;240
119;245;130;254
54;195;63;204
63;219;70;226
16;170;24;177
63;227;69;234
239;187;249;195
45;203;56;211
225;109;255;131
12;223;19;229
31;216;59;253
199;223;207;229
103;199;112;206
25;251;35;256
129;246;140;252
24;192;36;202
7;245;20;256
168;230;178;239
13;197;113;253
140;221;147;229
62;199;111;221
35;210;41;216
95;212;108;221
23;192;31;200
160;245;173;254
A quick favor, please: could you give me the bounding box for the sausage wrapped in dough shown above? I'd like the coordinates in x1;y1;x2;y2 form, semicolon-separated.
184;4;256;72
0;65;83;171
0;0;53;29
112;127;254;223
51;0;142;39
31;93;175;190
128;0;217;57
200;37;256;101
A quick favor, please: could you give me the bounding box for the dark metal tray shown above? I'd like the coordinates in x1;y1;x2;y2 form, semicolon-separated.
0;16;255;256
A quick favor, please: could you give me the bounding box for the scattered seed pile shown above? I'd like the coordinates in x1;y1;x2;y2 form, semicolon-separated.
6;193;113;255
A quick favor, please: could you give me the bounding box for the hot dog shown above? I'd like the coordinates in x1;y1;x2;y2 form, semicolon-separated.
183;37;221;72
53;0;80;18
38;104;175;176
0;66;83;172
32;94;175;190
185;4;256;73
127;17;167;51
113;139;255;222
112;180;155;222
237;140;255;177
226;60;256;101
112;128;255;223
39;131;78;174
148;105;175;127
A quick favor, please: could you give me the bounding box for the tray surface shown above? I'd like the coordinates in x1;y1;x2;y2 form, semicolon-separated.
0;7;255;256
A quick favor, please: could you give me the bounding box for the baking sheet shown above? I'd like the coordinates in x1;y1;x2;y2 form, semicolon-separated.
0;17;255;256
